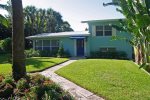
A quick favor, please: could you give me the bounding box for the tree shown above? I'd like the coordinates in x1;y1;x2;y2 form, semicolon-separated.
104;0;150;69
11;0;26;81
0;1;12;39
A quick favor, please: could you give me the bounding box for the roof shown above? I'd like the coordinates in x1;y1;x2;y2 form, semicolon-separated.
82;18;125;23
26;31;90;39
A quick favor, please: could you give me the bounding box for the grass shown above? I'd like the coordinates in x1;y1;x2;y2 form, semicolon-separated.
56;59;150;100
0;54;68;75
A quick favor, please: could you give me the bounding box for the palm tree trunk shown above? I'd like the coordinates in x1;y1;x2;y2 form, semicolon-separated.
11;0;26;81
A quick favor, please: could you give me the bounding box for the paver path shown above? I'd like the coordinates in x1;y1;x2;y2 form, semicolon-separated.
40;58;104;100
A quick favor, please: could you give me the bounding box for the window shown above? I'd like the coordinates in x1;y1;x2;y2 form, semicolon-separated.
43;40;50;50
96;26;103;36
100;47;116;52
51;40;59;51
96;25;112;36
104;26;112;36
35;40;42;50
35;40;59;51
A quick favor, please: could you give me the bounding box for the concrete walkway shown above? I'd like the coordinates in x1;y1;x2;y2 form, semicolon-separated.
40;58;104;100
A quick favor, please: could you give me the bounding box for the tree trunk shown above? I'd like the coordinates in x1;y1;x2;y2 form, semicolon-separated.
11;0;26;81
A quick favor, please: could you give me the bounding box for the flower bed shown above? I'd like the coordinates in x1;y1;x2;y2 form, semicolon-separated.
0;74;73;100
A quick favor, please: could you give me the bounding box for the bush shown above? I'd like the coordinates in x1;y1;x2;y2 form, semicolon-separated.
0;74;73;100
57;46;70;58
25;49;40;58
16;78;30;91
39;50;54;57
2;76;14;85
0;38;12;53
90;51;128;59
0;83;14;99
0;76;14;99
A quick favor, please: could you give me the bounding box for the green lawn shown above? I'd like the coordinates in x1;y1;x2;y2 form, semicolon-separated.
0;54;68;75
56;59;150;100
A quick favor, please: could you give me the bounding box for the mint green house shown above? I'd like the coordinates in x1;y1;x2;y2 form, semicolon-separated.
27;19;133;59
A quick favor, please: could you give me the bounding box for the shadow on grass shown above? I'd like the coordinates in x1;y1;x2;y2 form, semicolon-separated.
0;54;11;64
26;58;57;68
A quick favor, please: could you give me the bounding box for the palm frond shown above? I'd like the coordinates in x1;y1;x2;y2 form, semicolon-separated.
0;14;8;27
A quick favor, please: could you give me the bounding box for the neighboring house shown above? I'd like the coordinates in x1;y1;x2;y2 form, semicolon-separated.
27;19;133;59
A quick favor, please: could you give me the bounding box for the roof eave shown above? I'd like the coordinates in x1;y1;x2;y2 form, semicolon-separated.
82;18;125;23
26;34;90;39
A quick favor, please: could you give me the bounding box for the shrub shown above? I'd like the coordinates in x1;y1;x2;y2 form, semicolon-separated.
39;50;52;57
16;78;30;91
57;45;64;58
25;49;40;58
0;83;14;99
30;74;49;85
39;50;59;57
0;74;73;99
57;46;70;58
0;38;12;53
2;76;14;85
90;51;128;59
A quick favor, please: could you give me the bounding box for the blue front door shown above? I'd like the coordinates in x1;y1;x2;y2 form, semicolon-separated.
76;39;84;56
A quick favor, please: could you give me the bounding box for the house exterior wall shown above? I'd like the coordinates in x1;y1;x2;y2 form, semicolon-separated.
31;20;133;59
32;37;76;56
87;20;133;59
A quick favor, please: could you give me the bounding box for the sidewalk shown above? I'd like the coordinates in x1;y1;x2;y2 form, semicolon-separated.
40;58;104;100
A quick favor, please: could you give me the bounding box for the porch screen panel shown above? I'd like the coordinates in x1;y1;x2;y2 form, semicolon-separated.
43;40;50;50
35;40;42;50
51;40;59;51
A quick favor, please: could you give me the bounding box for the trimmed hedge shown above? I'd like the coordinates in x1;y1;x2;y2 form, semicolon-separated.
90;51;128;59
25;48;70;58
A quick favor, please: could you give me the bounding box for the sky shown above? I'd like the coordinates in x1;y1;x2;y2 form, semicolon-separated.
0;0;124;31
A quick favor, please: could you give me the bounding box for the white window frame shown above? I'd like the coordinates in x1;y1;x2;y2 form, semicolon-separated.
96;25;113;36
35;39;59;51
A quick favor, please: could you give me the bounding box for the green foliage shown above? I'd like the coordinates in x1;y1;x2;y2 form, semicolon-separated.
90;51;127;59
16;78;30;91
30;74;49;85
0;15;9;27
57;45;65;58
57;46;70;58
2;76;14;85
24;6;73;37
25;49;40;58
0;38;11;53
0;74;73;99
39;50;57;57
104;0;150;69
0;83;13;99
0;75;14;99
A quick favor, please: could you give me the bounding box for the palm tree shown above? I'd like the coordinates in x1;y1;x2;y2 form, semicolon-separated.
104;0;150;70
11;0;26;81
0;3;9;27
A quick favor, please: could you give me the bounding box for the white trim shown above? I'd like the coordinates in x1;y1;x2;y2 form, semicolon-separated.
95;25;113;36
92;25;96;36
74;39;77;56
84;39;86;56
